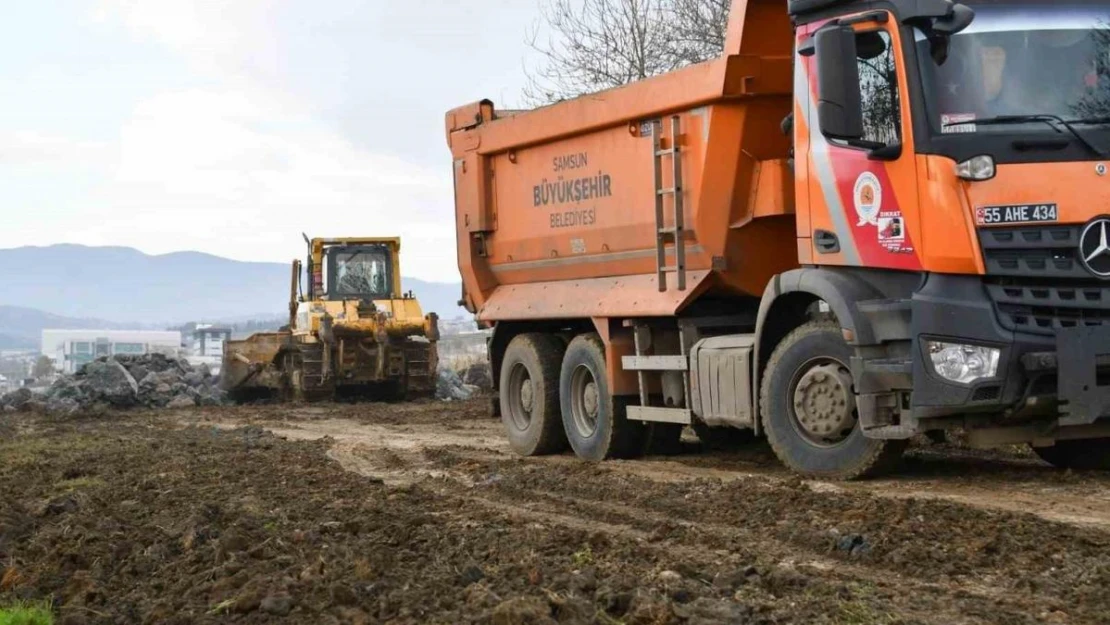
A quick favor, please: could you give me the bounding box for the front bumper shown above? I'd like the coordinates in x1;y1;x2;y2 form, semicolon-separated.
909;274;1110;424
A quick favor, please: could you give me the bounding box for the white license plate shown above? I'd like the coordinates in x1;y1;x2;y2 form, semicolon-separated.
976;204;1058;226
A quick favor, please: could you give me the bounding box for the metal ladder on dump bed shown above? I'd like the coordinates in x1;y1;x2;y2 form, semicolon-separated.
654;115;686;293
623;115;693;424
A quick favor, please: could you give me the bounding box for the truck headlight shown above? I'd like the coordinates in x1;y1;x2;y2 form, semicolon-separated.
927;341;1000;385
956;155;995;181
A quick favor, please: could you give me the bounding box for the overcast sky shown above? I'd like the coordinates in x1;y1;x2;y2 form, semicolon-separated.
1;1;541;282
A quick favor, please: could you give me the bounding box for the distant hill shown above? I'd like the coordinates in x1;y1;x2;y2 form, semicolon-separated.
0;245;468;325
0;305;129;349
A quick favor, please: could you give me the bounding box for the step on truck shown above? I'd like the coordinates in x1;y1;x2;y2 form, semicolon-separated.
445;0;1110;478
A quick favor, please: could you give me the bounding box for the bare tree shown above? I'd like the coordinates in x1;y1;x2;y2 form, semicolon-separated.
524;0;730;106
668;0;730;66
32;356;54;380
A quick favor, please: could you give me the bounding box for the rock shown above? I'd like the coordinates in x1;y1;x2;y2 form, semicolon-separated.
197;388;225;406
260;593;293;616
436;367;474;401
167;395;196;409
126;365;150;385
462;362;493;389
82;359;138;406
3;354;226;415
155;370;184;386
835;533;871;557
49;378;86;402
1;388;33;410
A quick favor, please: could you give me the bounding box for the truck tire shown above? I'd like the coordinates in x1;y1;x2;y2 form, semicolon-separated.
560;333;647;461
1031;439;1110;470
759;321;905;479
499;333;569;456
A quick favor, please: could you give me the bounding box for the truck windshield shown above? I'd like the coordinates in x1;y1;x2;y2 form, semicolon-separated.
916;2;1110;135
331;249;391;299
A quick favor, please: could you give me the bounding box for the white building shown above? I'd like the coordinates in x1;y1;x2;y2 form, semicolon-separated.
41;330;183;374
191;325;231;358
187;325;232;375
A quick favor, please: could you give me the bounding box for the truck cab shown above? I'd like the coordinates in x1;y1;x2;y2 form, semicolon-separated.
790;0;1110;463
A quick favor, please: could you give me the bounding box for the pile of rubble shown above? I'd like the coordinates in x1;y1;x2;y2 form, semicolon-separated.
436;362;492;401
0;353;225;416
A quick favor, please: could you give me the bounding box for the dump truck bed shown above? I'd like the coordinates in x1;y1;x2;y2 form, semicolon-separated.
446;0;799;322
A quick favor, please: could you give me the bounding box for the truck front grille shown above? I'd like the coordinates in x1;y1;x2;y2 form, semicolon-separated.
979;225;1110;335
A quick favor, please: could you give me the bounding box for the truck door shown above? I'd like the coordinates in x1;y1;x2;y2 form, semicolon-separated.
798;14;923;272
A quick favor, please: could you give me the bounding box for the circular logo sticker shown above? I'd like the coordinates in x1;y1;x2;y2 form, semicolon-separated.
853;172;882;226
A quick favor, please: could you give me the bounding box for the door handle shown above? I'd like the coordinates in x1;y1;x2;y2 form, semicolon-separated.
814;230;840;254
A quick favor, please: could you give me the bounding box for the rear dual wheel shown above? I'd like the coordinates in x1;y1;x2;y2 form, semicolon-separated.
499;334;568;456
499;332;691;461
559;334;650;461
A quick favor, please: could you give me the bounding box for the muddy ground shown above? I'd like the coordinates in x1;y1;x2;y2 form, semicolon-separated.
3;400;1110;624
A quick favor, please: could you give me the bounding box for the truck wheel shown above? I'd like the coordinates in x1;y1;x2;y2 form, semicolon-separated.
560;333;647;461
499;334;568;456
692;422;757;451
759;321;905;479
1031;439;1110;470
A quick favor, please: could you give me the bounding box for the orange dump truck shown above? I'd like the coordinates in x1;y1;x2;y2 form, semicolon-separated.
446;0;1110;478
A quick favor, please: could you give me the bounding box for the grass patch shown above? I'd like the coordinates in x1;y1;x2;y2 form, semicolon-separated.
0;601;54;625
51;477;104;494
571;545;594;567
0;437;98;471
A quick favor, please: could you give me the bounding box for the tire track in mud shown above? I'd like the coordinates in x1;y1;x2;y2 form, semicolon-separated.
332;442;1093;625
206;411;1110;533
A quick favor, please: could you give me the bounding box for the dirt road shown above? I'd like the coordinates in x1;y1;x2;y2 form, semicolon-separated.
206;401;1110;532
4;399;1110;624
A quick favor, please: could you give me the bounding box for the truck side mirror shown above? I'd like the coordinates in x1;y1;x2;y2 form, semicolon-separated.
815;25;864;142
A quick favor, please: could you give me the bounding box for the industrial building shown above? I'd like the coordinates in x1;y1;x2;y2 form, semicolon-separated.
187;325;232;374
41;330;182;374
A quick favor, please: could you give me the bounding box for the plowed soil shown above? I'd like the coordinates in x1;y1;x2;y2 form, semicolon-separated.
3;399;1110;624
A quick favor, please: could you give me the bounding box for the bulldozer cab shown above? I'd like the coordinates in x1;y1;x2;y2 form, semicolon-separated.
326;244;393;301
303;237;404;302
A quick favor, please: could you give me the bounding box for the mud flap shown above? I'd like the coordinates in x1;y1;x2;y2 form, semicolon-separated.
1058;326;1110;427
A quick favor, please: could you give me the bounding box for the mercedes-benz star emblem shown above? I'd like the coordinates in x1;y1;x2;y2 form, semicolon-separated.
1098;163;1108;176
1079;217;1110;278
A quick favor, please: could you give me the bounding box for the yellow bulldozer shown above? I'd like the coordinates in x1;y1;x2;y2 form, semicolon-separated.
220;236;439;402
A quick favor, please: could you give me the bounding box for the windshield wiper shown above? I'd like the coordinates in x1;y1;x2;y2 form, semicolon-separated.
945;114;1108;157
1066;116;1110;126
